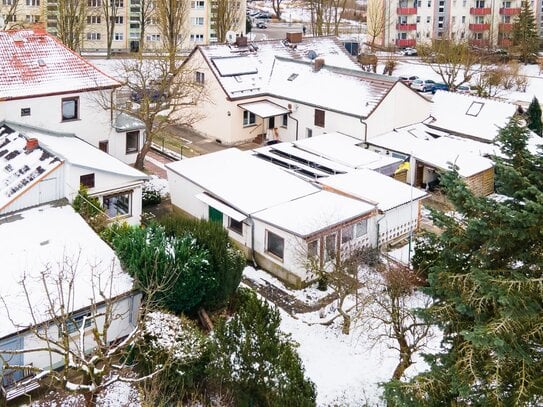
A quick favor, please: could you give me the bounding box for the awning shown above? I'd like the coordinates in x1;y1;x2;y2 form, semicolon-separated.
238;100;290;118
196;193;247;222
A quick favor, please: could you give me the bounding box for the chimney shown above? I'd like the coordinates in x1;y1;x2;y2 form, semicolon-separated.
313;57;325;72
32;22;47;35
286;32;302;44
235;35;248;47
25;138;39;151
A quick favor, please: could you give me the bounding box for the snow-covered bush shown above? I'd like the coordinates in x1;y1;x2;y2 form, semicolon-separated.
208;288;317;406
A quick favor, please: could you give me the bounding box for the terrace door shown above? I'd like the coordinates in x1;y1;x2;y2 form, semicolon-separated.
208;206;223;224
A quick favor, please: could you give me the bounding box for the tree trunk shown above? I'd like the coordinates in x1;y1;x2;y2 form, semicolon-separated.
338;297;350;335
135;138;152;170
392;334;412;380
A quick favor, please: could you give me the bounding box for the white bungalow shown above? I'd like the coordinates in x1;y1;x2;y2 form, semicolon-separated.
0;204;139;400
166;148;378;287
0;122;148;224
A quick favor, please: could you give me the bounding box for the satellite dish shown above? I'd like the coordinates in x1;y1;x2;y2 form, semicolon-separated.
226;31;237;43
307;50;317;60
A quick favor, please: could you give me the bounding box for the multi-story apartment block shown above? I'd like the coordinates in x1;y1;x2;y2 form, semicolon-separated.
0;0;245;53
372;0;541;49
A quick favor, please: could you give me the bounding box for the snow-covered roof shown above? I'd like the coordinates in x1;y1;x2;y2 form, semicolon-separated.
252;190;375;237
369;127;494;177
293;133;402;172
114;112;146;132
0;123;63;212
0;30;120;100
165;148;319;214
196;37;396;117
0;204;134;339
238;100;290;118
319;169;428;212
427;91;517;142
5;122;148;180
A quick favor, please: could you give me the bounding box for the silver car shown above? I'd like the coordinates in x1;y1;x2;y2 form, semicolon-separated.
410;79;436;92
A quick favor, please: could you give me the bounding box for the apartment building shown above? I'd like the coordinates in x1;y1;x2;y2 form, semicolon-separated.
372;0;542;49
0;0;245;53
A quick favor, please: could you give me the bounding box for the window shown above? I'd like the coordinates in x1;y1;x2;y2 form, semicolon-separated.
243;110;256;126
461;15;466;23
113;15;124;23
426;16;431;23
103;191;131;217
306;128;313;138
354;219;368;238
466;101;484;116
61;97;79;121
25;0;39;5
314;109;325;127
87;0;101;6
307;240;319;259
416;16;421;23
146;33;161;41
87;15;101;23
191;17;204;25
2;0;13;4
126;131;139;153
196;71;205;83
20;107;31;117
191;0;204;7
109;0;123;6
114;32;123;40
86;32;102;40
25;15;40;22
475;0;485;7
325;233;337;261
341;225;354;244
229;217;243;235
61;313;92;336
80;173;95;188
99;140;109;152
190;33;204;42
282;114;288;127
266;230;284;259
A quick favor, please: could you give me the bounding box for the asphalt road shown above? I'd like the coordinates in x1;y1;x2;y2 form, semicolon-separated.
249;21;306;41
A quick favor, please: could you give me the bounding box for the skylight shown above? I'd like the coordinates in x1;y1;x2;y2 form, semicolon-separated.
287;73;299;81
466;101;484;117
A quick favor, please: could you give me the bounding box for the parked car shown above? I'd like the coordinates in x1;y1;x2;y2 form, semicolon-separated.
399;75;419;86
255;12;272;19
256;21;267;28
431;82;449;94
130;87;167;103
410;79;436;92
400;47;418;56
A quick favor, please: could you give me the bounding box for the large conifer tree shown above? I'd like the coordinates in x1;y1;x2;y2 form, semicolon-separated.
527;96;543;136
511;1;539;63
384;116;543;406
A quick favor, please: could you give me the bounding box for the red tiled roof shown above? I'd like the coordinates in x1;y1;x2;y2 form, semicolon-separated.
0;30;120;100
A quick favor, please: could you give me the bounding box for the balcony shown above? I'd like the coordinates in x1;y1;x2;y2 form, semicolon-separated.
498;22;512;32
396;23;417;31
498;38;512;47
396;38;416;47
469;39;489;47
470;7;491;15
397;7;417;15
469;23;490;31
499;7;521;15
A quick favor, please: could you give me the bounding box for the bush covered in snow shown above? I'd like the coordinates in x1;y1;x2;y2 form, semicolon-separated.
111;224;217;313
160;215;245;311
208;288;317;406
135;311;209;405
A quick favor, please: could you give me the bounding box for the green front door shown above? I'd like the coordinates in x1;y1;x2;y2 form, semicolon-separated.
208;206;223;223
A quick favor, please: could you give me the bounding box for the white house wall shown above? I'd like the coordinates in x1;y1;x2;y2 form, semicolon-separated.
0;167;65;217
378;203;419;246
2;91;142;165
1;293;140;377
366;84;431;140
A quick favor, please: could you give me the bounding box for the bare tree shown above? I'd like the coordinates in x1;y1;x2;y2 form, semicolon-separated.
417;37;482;91
356;260;433;380
213;0;242;43
366;0;390;48
0;0;22;30
0;258;156;407
156;0;189;71
54;0;87;51
136;0;156;53
101;0;121;58
308;0;346;36
271;0;283;20
107;57;206;170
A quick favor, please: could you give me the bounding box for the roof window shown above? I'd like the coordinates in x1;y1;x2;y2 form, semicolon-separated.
466;101;484;117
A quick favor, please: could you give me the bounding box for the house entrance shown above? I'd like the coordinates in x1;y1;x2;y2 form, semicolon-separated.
208;206;223;223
